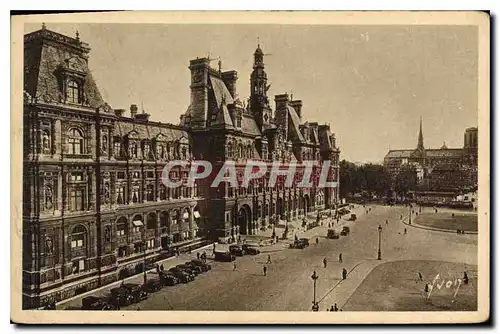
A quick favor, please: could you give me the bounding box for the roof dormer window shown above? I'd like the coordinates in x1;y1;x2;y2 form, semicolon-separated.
66;80;81;104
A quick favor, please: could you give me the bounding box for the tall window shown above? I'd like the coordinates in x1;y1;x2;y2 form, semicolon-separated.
66;80;81;104
67;129;84;155
114;138;122;158
145;184;154;202
116;186;125;205
71;225;86;248
69;188;84;211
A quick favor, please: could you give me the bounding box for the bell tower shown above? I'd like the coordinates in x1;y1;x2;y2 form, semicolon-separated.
250;43;271;131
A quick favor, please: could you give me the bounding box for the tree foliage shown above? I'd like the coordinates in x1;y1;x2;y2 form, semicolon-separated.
339;160;391;199
394;165;417;199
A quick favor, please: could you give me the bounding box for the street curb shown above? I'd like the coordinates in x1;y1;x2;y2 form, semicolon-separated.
400;218;478;235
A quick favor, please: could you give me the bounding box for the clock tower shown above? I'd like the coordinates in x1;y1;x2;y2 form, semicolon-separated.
250;44;272;131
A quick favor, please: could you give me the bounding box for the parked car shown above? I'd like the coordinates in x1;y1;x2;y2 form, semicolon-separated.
289;240;307;249
168;267;194;283
348;213;357;221
142;279;163;293
242;244;260;255
184;261;204;274
229;245;245;256
341;226;350;236
159;271;179;286
327;229;340;239
110;286;135;307
299;238;310;247
81;296;115;310
214;251;236;262
122;283;148;303
176;264;200;276
190;259;212;271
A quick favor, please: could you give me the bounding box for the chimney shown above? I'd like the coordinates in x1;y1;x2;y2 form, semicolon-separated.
135;113;150;122
274;93;290;139
114;109;125;117
289;99;303;119
188;57;210;129
221;70;238;98
130;104;138;118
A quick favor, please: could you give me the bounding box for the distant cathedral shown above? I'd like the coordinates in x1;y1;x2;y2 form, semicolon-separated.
384;119;478;193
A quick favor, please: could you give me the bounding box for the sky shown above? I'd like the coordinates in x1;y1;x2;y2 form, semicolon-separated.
25;23;478;163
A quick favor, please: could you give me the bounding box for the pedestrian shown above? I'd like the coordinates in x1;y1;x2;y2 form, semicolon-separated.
295;234;298;241
323;257;328;268
334;303;339;312
266;254;272;264
424;283;429;294
404;228;407;235
263;265;267;276
213;243;216;252
339;253;343;263
233;262;237;271
463;271;469;284
418;272;423;281
400;214;403;220
386;219;388;225
316;237;319;245
329;305;334;312
197;252;200;260
160;264;164;272
342;268;347;280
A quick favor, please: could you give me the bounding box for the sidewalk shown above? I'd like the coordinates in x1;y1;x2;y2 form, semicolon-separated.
401;216;478;235
56;242;216;310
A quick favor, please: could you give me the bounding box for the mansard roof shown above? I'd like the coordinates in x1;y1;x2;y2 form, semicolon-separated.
24;28;104;108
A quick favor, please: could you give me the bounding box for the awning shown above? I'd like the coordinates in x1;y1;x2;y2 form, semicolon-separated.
193;211;201;219
132;220;143;227
183;212;189;219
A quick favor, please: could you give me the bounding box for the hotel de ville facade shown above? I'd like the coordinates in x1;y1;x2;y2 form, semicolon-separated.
22;26;340;308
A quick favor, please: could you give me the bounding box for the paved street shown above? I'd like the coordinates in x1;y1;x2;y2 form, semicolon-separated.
57;204;477;311
97;204;475;311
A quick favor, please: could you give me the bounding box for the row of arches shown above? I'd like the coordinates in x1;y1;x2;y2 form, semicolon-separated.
234;194;312;235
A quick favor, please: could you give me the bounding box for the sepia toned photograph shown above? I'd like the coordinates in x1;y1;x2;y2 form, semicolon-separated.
11;11;490;324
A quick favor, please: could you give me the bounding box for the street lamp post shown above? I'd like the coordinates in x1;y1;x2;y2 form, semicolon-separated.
311;270;319;311
377;225;382;261
408;204;412;225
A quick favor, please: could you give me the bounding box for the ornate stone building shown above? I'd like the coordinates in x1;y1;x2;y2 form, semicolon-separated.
22;27;340;308
384;119;478;195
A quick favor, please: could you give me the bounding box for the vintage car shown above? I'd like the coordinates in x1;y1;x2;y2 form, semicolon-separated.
214;251;236;262
81;296;115;310
341;226;351;236
241;244;260;255
183;261;205;274
289;239;307;249
159;271;179;286
142;279;163;293
299;238;310;247
229;245;245;256
110;286;135;307
348;213;357;221
122;283;148;303
168;267;194;283
176;264;200;276
190;259;212;271
327;229;340;239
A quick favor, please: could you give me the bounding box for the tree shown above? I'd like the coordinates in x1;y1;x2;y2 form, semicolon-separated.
339;161;390;199
394;165;417;200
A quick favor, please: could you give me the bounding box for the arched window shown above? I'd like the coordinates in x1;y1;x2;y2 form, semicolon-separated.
71;225;86;248
67;128;84;155
66;80;81;104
